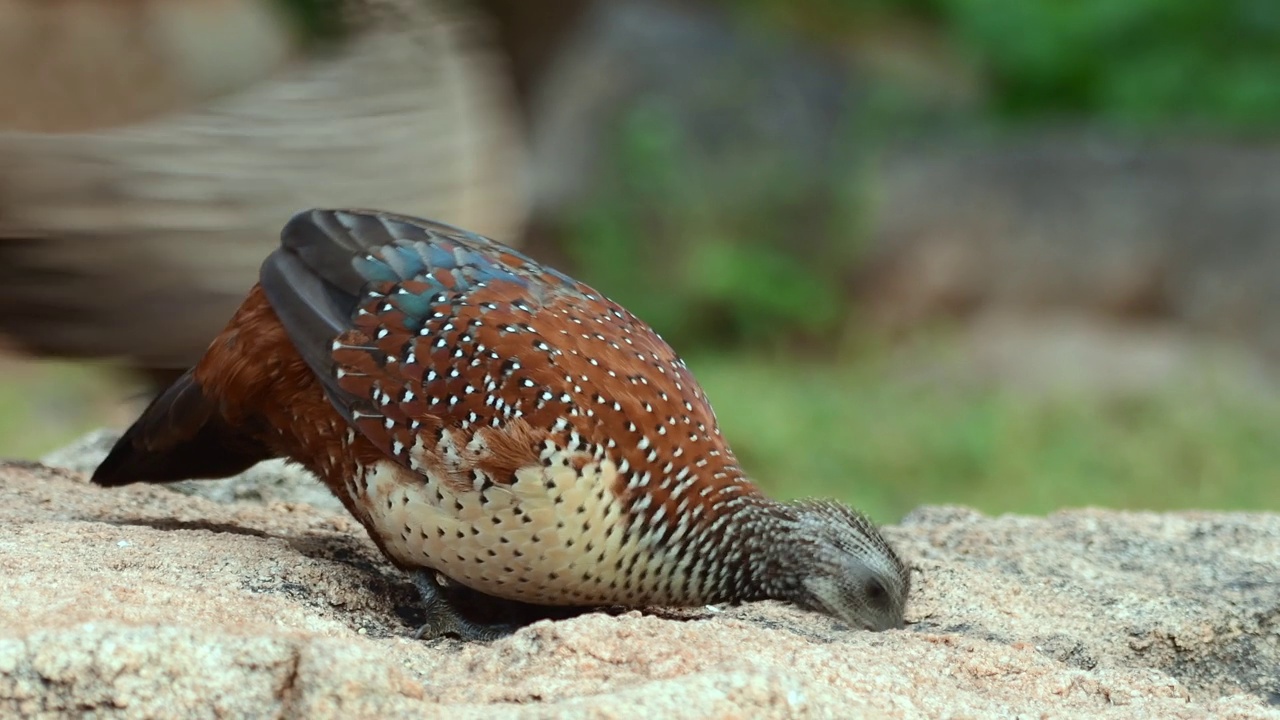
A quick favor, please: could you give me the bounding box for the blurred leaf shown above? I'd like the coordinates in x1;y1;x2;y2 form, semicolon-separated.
561;97;864;353
273;0;350;49
720;0;1280;131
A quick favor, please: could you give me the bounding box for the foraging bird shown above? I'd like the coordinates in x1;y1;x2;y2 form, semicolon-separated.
0;0;527;387
92;208;909;640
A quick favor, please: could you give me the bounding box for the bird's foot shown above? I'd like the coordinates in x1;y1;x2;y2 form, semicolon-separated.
410;571;517;642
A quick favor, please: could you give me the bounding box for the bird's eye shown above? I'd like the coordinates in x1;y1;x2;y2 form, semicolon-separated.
865;579;887;603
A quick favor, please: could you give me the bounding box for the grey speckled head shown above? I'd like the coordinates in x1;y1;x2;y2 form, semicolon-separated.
767;499;910;631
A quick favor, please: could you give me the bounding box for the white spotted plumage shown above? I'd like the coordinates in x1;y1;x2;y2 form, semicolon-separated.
256;209;908;630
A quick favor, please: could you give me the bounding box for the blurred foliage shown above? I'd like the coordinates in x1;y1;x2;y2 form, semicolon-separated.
273;0;351;50
724;0;1280;131
563;102;868;353
5;0;1276;525
564;0;1280;359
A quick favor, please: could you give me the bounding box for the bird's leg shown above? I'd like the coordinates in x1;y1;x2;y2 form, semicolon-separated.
410;571;517;642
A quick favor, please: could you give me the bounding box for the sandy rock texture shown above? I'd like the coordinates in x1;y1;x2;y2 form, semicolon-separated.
1;437;1278;718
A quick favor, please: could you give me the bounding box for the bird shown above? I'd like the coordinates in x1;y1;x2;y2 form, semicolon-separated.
91;208;910;640
0;0;528;388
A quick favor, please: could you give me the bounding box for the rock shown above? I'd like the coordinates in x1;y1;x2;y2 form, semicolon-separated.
861;130;1280;361
877;310;1280;400
897;506;1280;704
2;455;1277;717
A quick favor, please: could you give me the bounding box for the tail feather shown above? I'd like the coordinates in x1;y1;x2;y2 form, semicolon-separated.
91;369;273;487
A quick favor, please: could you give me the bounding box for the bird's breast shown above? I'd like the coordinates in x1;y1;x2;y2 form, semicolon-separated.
349;446;705;607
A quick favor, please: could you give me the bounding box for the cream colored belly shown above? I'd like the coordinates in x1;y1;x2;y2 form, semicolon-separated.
351;458;695;606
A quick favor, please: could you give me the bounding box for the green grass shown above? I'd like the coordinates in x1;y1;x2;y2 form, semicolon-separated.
3;351;1278;525
687;353;1280;524
0;359;128;461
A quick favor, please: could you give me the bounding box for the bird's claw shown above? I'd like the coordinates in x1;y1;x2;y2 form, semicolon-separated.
410;571;517;642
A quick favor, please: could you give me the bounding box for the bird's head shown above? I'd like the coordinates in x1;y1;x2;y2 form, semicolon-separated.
767;499;910;631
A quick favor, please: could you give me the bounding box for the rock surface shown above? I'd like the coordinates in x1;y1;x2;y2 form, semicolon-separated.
1;440;1278;718
862;132;1280;361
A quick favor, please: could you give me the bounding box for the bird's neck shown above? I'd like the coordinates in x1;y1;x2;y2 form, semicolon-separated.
686;497;804;605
